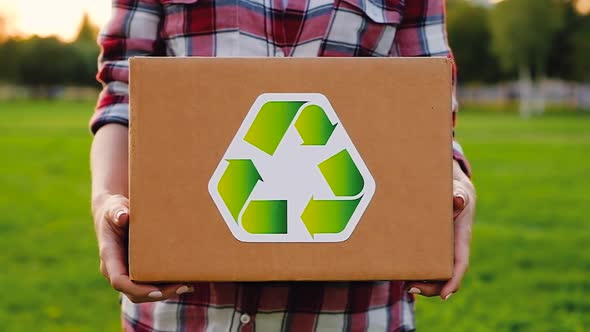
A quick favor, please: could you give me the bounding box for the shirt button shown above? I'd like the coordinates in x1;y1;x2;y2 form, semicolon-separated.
240;313;251;324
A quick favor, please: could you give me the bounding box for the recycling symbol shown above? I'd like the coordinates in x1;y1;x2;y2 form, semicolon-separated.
208;93;375;242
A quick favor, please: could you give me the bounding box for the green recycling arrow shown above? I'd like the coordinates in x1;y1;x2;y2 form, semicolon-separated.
294;104;337;145
242;200;287;234
301;197;362;237
244;101;306;155
318;149;364;197
217;159;262;221
213;96;373;240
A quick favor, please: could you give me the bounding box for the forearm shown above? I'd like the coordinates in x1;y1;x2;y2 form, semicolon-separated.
91;124;129;214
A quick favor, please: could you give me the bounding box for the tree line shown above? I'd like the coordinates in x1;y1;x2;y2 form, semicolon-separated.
449;0;590;84
0;14;99;89
0;0;589;91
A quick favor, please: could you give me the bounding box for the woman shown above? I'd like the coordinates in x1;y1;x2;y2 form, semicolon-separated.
91;0;476;330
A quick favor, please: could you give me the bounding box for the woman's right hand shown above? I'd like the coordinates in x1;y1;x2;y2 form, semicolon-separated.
92;193;194;303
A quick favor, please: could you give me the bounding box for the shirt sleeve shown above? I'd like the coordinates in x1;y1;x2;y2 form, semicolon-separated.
392;0;472;177
91;0;164;135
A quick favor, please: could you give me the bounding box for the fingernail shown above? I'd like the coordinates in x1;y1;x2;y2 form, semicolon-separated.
115;209;128;223
408;287;421;294
148;291;162;299
443;293;453;301
454;194;466;208
176;285;194;295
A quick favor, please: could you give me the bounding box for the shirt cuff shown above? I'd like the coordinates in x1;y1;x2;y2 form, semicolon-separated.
90;103;130;135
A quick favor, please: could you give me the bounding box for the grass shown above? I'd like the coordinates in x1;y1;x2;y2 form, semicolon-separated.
1;100;589;331
0;100;120;331
419;109;590;331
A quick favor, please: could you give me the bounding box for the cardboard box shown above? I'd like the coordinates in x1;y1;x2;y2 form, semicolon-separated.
129;57;453;282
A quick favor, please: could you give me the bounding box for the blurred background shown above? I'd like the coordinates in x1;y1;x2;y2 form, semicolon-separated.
0;0;588;331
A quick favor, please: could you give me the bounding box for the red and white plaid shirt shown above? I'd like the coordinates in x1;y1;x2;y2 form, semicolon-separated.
93;0;469;331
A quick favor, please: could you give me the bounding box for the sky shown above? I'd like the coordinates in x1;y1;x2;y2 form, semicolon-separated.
0;0;589;42
0;0;111;41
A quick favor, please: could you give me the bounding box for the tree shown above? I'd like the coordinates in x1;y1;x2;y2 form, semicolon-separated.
0;12;101;94
17;36;80;97
545;1;578;81
75;13;99;43
72;13;100;87
0;13;24;83
71;41;100;87
489;0;566;116
571;14;590;82
0;38;24;82
446;0;508;83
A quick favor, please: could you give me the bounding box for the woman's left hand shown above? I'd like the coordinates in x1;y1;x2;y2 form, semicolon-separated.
406;160;476;300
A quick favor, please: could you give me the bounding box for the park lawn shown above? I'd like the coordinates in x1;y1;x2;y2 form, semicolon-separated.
0;100;120;331
418;109;590;331
0;100;589;331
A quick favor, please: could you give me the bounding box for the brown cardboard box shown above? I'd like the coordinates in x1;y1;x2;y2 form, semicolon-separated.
129;57;453;282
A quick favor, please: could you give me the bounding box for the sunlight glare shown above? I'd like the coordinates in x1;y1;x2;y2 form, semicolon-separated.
0;0;111;41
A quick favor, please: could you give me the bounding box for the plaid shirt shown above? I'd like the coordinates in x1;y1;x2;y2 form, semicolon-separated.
94;0;470;331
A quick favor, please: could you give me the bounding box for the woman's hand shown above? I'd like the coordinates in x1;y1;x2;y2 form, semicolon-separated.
91;124;194;303
93;192;194;303
406;160;476;300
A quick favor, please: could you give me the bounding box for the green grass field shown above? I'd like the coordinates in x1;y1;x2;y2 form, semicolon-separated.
1;100;588;331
